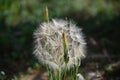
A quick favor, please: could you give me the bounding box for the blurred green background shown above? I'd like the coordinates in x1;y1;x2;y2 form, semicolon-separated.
0;0;120;79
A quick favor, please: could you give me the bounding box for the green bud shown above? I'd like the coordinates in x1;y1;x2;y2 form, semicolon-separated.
62;32;69;64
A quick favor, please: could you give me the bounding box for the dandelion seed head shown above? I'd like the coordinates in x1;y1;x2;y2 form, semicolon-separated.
33;19;86;71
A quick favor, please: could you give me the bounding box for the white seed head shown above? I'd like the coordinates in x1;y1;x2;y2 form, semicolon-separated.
33;19;86;71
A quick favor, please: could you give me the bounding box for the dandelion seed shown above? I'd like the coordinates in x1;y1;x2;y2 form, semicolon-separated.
33;19;86;72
